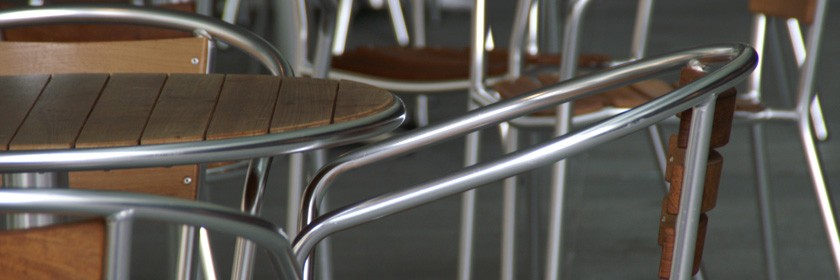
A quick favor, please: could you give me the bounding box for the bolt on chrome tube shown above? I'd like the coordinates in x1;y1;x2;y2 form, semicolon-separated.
0;4;293;77
294;44;758;267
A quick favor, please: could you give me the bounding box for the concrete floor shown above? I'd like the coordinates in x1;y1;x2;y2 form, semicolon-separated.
195;1;840;279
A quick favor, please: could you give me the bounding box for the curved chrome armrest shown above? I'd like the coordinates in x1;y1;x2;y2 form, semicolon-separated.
293;43;758;266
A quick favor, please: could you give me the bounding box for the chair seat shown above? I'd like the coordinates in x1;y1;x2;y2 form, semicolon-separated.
494;72;673;116
330;45;611;81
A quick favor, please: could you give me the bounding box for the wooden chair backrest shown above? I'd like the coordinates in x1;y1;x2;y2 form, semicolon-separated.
0;37;209;75
749;0;817;24
0;17;209;279
0;2;195;41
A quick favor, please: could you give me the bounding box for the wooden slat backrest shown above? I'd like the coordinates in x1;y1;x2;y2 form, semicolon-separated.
0;37;209;75
749;0;817;24
0;2;195;42
0;219;105;280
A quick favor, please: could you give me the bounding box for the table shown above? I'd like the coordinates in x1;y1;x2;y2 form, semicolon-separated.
0;73;404;172
0;72;404;278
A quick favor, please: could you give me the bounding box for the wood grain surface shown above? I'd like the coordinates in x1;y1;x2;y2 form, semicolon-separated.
0;219;105;280
0;74;50;150
334;80;395;123
270;77;338;133
75;74;167;148
69;165;198;200
9;74;108;150
0;38;209;76
141;74;224;145
1;74;394;149
206;75;282;140
749;0;817;24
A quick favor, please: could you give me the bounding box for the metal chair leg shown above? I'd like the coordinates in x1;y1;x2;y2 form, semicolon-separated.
799;115;840;278
501;125;519;280
458;101;481;280
386;0;410;46
232;157;273;280
416;95;430;127
751;123;779;280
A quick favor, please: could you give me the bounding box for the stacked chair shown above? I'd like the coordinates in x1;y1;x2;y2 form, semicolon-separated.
0;41;757;279
0;4;290;279
739;0;837;279
465;0;677;279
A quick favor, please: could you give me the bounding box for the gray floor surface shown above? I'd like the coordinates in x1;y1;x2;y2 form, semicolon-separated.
153;1;840;279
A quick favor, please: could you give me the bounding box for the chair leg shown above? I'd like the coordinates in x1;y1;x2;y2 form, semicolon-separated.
544;157;568;280
750;124;779;280
646;124;669;192
458;101;481;280
810;95;829;141
386;0;410;46
176;225;197;280
799;116;840;278
198;227;219;280
416;95;430;127
232;157;273;280
501;125;519;280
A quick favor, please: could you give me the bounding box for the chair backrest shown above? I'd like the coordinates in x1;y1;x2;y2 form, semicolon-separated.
0;4;291;76
0;2;196;42
0;37;209;75
0;188;301;280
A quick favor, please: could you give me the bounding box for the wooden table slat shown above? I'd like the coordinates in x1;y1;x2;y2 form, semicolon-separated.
140;74;224;145
333;80;395;123
0;74;51;150
270;77;338;133
75;74;167;148
9;74;108;150
206;75;282;140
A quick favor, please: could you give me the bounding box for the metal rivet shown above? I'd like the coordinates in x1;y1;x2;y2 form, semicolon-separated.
669;156;674;163
183;177;193;185
191;58;200;65
661;216;666;223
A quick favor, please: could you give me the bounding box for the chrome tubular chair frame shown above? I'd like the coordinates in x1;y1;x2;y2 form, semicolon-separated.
737;0;837;278
0;5;402;280
0;189;301;280
471;1;669;279
296;43;757;279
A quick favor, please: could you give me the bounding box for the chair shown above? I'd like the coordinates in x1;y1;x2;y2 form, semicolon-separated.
738;0;837;278
464;0;681;279
0;4;290;279
294;43;757;279
0;43;755;280
0;188;301;280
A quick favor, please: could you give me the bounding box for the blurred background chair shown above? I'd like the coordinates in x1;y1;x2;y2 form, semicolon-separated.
464;0;680;279
0;4;290;279
738;0;837;279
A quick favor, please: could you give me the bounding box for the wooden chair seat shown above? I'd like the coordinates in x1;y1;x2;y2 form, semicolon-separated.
330;45;611;81
494;72;674;116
